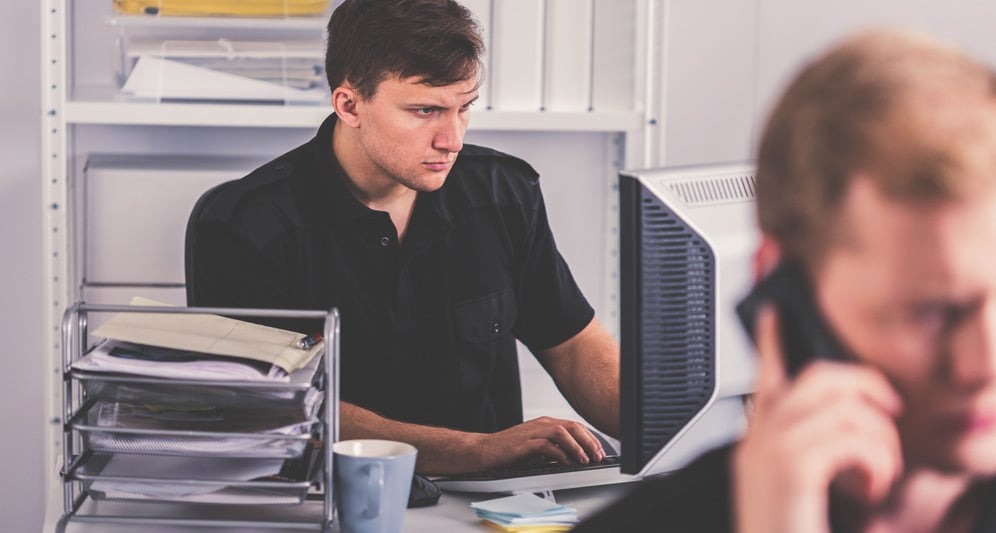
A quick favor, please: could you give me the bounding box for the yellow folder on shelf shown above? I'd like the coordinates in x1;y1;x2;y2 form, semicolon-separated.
91;297;322;375
113;0;330;17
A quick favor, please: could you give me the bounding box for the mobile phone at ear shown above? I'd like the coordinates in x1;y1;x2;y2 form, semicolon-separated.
735;260;850;376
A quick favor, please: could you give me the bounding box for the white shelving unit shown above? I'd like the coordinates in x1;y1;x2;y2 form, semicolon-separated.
41;1;662;526
64;102;645;131
107;13;331;30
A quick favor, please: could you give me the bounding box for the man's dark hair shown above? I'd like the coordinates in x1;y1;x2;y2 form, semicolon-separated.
325;0;485;100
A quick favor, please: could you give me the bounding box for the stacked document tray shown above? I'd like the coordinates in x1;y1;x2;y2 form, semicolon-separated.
75;398;318;458
57;302;339;531
118;39;330;105
74;451;319;505
107;3;332;106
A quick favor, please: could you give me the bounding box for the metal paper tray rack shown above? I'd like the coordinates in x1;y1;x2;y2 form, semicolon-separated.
56;302;340;532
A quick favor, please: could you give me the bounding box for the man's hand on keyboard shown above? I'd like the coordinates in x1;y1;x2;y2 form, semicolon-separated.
470;416;607;472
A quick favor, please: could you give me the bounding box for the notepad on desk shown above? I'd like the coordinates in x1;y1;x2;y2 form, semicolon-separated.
471;493;579;532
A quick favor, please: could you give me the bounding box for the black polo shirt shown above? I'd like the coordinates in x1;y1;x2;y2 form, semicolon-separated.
187;114;594;433
574;443;996;532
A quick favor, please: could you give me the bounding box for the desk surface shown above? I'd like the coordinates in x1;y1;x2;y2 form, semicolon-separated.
54;483;634;532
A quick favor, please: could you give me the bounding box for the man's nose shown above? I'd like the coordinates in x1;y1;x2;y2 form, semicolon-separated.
433;113;465;153
949;299;996;387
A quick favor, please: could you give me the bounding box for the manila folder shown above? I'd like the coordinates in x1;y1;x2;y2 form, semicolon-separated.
91;297;322;374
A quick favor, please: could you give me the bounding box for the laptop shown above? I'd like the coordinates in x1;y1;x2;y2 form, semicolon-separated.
430;433;639;493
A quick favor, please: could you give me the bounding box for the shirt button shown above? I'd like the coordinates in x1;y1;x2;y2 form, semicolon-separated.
380;236;390;247
492;321;502;334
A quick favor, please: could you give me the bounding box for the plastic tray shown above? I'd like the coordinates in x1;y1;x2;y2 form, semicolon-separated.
73;400;320;459
71;450;319;506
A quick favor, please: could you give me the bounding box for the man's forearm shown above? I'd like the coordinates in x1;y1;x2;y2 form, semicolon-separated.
339;401;486;474
562;347;620;439
539;318;621;439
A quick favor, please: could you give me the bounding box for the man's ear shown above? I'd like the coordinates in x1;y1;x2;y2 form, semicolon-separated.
752;235;782;281
332;82;361;127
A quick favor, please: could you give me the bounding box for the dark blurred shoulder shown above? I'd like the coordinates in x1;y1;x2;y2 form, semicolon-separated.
572;444;735;533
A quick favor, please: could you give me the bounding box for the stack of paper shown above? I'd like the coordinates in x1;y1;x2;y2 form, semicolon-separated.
121;40;329;105
82;397;319;458
87;455;295;504
470;494;579;532
71;297;324;382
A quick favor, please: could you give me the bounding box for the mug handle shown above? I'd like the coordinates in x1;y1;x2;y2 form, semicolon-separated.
363;462;384;519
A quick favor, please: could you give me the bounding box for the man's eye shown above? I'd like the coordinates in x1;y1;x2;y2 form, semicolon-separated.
906;303;964;331
415;107;435;116
909;306;946;327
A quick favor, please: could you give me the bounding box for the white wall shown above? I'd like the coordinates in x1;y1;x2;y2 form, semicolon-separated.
0;0;44;532
661;0;996;167
661;0;759;166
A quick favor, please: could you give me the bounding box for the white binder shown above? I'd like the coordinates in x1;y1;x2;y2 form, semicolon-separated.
490;0;544;111
544;0;594;111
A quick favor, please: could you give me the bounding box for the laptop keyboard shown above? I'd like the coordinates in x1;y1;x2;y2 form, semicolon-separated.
435;455;621;482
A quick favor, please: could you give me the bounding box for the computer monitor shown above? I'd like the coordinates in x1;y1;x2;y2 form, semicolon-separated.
432;162;762;494
619;162;759;476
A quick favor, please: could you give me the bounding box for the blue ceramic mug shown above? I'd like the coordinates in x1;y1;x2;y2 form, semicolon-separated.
333;439;418;533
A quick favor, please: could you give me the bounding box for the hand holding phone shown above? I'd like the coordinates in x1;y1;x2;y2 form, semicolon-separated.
732;261;905;533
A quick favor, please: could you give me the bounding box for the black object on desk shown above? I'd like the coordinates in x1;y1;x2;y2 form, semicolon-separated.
409;474;442;508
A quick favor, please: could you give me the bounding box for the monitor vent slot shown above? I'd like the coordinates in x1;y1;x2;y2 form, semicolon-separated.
667;174;756;206
637;187;716;467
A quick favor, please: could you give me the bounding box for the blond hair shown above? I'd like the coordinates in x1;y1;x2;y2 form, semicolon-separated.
756;28;996;267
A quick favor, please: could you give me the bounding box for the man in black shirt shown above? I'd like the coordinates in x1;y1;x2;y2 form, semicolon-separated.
186;0;619;475
576;29;996;533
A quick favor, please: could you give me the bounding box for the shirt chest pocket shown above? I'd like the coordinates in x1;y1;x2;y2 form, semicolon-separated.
452;288;517;344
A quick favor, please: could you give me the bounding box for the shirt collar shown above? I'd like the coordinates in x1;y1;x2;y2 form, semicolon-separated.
306;113;372;223
305;113;454;236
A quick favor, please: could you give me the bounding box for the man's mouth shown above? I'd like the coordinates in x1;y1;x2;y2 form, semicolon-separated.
942;407;996;435
423;161;452;172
